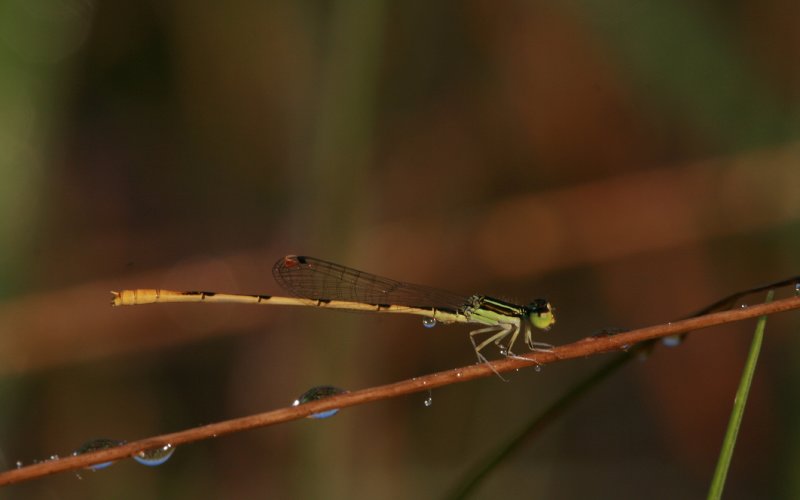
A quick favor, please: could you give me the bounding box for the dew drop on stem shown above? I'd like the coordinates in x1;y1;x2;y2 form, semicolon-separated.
292;385;348;419
132;444;176;466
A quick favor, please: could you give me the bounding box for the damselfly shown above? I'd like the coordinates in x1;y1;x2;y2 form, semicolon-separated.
112;255;556;361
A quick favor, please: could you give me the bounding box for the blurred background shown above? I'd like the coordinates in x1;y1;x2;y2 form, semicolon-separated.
0;0;798;498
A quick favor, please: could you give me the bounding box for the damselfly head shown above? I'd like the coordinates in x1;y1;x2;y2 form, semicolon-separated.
526;299;555;331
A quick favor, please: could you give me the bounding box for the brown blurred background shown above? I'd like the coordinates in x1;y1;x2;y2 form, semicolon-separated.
0;0;798;498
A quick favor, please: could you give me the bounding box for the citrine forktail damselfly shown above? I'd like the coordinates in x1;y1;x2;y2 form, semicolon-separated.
112;255;556;362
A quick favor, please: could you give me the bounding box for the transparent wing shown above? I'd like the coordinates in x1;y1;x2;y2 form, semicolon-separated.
272;255;469;310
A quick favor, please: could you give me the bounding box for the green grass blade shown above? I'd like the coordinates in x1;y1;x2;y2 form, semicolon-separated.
707;290;774;500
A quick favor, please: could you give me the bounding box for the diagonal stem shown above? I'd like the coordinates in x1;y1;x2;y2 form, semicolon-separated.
1;295;798;486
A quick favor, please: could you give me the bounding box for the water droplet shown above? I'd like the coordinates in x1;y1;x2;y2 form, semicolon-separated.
456;371;462;378
72;438;126;471
534;365;542;372
292;385;348;419
132;443;175;466
795;283;800;295
662;335;682;347
499;346;508;356
15;460;22;469
422;317;437;328
423;390;433;407
620;344;630;352
48;454;59;461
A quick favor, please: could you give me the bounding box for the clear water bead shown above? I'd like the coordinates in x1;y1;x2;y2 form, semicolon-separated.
292;385;348;419
72;438;126;471
422;317;437;328
132;443;175;466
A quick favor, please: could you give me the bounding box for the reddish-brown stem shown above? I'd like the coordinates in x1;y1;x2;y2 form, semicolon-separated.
2;295;798;486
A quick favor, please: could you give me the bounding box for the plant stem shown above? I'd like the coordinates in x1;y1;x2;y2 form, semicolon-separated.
707;290;774;500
